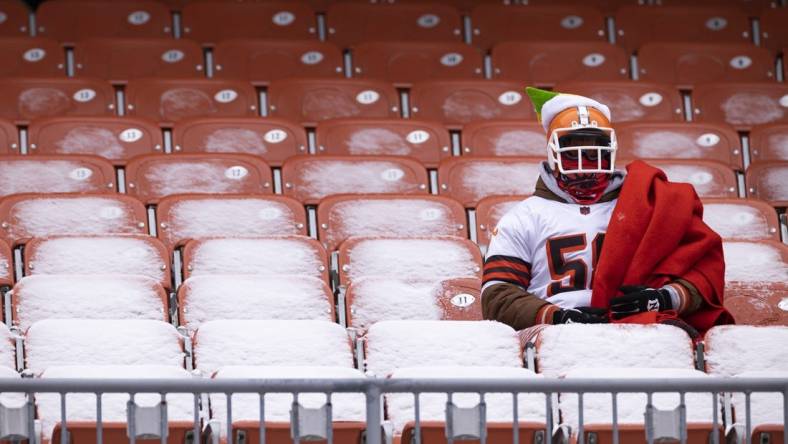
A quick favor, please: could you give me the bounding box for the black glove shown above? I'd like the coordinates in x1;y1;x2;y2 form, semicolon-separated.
609;285;673;320
553;307;609;324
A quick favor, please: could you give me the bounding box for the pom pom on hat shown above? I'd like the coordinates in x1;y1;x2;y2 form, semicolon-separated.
525;86;612;133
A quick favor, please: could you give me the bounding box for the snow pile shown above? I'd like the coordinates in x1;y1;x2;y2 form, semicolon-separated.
364;320;521;377
454;161;539;203
180;275;332;332
27;236;166;283
702;203;771;240
535;324;694;378
187;237;324;279
0;367;24;408
36;365;194;439
0;324;15;370
294;160;424;200
723;242;788;283
348;278;445;330
0;159;104;195
704;326;788;377
25;319;184;374
386;366;545;433
731;370;787;427
658;164;725;197
194;320;353;375
141;160;258;198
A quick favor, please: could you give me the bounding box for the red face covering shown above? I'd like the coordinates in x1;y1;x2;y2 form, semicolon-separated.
555;155;612;204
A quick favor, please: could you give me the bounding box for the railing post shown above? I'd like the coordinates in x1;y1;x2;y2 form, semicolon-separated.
365;382;382;444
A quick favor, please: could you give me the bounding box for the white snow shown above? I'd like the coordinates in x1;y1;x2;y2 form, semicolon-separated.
763;133;788;160
14;275;166;332
180;275;332;332
0;254;10;283
534;324;694;378
24;319;184;374
721;93;783;126
589;92;645;122
731;370;787;427
291;160;425;201
704;325;788;377
348;277;444;330
364;320;521;377
55;126;125;160
723;242;788;283
630;130;706;159
346;128;412;155
186;237;325;279
302;89;361;120
658;164;728;197
760;166;786;202
448;160;539;204
491;130;545;156
0;367;24;408
141;160;260;198
193;320;353;375
19;88;71;118
702;203;773;240
203;128;268;154
0;159;107;195
160;88;217;121
0;323;15;370
440;91;501;123
386;366;546;433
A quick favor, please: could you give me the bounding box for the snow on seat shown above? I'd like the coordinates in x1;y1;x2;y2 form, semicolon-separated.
730;370;786;443
704;326;788;377
460;120;546;158
723;241;788;285
156;194;307;252
364;320;521;377
645;159;738;198
24;235;171;290
0;323;16;370
0;155;115;197
182;236;328;282
0;242;12;289
178;275;333;332
0;194;148;246
24;319;184;374
316;195;467;252
12;275;168;332
746;161;787;208
193;320;353;375
701;198;780;241
438;157;541;208
475;195;527;251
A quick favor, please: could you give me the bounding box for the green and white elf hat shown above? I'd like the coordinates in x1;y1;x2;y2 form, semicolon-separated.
525;86;612;133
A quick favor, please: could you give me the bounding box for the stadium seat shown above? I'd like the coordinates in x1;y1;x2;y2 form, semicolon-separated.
325;2;463;48
124;79;258;126
267;79;400;126
748;123;788;163
178;275;334;332
410;80;535;128
0;155;116;197
645;159;738;198
24;235;171;289
181;236;329;282
0;78;115;124
724;281;788;325
745;161;787;207
475;195;527;251
73;38;205;84
460;120;546;157
156;194;307;252
723;241;788;299
316;194;467;252
0;118;20;155
438;157;542;208
12;275;168;331
27;116;164;165
36;0;173;44
614;5;751;53
281;155;429;205
469;4;607;51
554;81;684;123
315;118;451;168
729;370;788;444
0;38;65;77
758;6;788;53
0;193;148;246
692;83;788;131
0;242;11;291
213;39;344;86
653;0;778;16
0;0;30;37
125;153;273;205
701;198;781;241
637;43;774;89
491;41;629;87
181;1;317;46
351;41;484;87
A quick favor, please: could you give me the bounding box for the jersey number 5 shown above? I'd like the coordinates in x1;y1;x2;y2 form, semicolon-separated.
546;233;604;296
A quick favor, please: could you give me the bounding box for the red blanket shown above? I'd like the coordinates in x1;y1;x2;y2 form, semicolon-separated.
590;160;733;333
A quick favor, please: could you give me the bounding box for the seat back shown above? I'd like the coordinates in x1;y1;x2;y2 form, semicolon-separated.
693;82;788;131
758;6;788;53
724;281;788;326
0;0;30;37
0;155;116;197
749;124;788;164
745;161;787;207
438;157;541;207
0;323;13;370
0;118;19;155
475;195;527;251
460;120;546;158
646;159;738;198
0;242;11;289
701;198;780;241
0;37;65;77
0;78;115;124
554;81;684;122
704;325;788;376
723;240;788;287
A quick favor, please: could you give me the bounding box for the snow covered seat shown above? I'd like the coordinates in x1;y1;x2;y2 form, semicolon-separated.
182;236;329;282
645;159;738;198
0;194;148;246
193;320;354;375
693;82;788;131
746;161;787;207
316;195;467;251
460;120;546;158
0;155;116;197
24;319;184;374
156;194;307;252
24;235;171;290
723;241;788;325
337;236;482;287
0;78;115;124
125;153;273;204
553;81;684;123
0;241;12;290
178;275;333;332
12;275;168;332
438;157;541;207
475;196;527;251
729;371;786;444
0;37;65;78
0;118;19;155
363;320;521;377
749;123;788;164
704;326;788;377
346;277;482;331
701;198;780;241
281;156;429;205
0;322;16;369
37;365;195;444
723;281;788;326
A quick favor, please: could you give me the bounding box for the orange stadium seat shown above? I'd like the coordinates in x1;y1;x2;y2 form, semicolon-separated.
181;1;317;46
316;194;467;251
213;39;344;86
474;195;528;251
0;78;115;124
325;2;463;48
749;124;788;163
702;198;781;241
0;1;30;37
315;118;451;168
461;120;547;157
724;281;788;326
27;116;164;165
0;118;19;155
653;0;779;16
124;78;258;126
409;80;535;128
172;117;308;167
0;155;116;197
0;241;11;290
73;38;204;84
0;38;65;77
268;79;400;126
351;41;484;87
281;155;429;205
757;6;788;53
745;161;787;207
555;81;684;123
518;0;644;15
36;0;173;44
491;41;629;87
438;157;542;207
646;159;738;198
722;241;788;326
614;5;751;53
637;43;775;89
692;82;788;131
616;122;743;169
